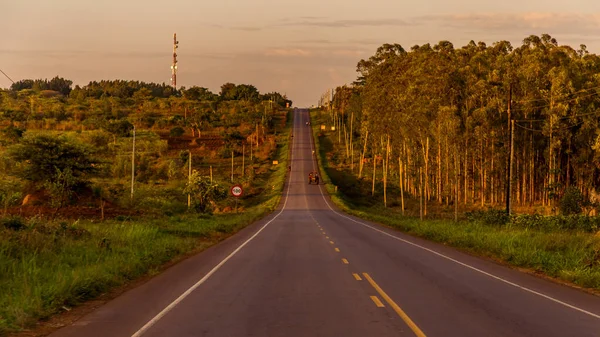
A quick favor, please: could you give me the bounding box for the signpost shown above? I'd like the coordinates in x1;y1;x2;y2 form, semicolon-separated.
230;184;243;213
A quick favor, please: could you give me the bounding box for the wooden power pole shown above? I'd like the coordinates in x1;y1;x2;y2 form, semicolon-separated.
506;84;513;215
130;125;136;200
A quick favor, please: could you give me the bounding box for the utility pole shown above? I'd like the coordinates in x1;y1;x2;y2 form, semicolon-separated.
506;84;513;215
171;33;179;89
188;151;192;209
130;125;136;200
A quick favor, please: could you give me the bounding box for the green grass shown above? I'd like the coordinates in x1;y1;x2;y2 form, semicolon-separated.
309;109;600;292
0;111;293;336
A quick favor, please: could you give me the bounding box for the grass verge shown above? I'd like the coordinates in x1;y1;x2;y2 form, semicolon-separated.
0;111;293;336
309;109;600;292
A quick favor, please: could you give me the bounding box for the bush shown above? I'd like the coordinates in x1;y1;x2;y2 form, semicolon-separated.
466;209;509;226
560;187;584;215
169;127;185;137
509;214;600;233
1;216;26;231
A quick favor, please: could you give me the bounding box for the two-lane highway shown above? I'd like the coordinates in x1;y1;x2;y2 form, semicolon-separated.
51;109;600;337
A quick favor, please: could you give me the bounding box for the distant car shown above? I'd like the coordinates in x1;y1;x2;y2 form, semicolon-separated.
308;171;319;185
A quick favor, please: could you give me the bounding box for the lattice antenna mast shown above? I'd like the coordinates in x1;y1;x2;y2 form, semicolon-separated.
171;33;179;89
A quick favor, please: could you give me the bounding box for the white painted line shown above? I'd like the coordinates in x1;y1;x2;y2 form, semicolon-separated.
307;111;600;321
131;111;299;336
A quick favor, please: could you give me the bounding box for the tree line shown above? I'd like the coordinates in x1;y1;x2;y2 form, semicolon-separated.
326;34;600;216
8;78;292;107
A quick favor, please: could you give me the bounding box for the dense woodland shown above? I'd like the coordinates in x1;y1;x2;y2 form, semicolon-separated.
0;78;292;217
324;34;600;216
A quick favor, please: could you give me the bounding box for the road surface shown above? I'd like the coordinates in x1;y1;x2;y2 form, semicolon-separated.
51;109;600;337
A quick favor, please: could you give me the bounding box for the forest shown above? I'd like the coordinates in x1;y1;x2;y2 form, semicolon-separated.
323;34;600;218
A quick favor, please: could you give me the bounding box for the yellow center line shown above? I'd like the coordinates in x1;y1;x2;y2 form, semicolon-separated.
362;273;426;337
326;236;330;239
342;258;349;264
329;241;334;244
335;248;340;252
370;296;385;308
353;273;362;281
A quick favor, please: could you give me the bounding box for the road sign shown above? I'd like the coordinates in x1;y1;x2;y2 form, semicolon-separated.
230;184;243;198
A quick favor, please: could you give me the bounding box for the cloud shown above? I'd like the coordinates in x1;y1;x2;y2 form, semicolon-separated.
231;26;263;32
264;48;312;57
295;38;334;44
286;18;413;28
226;17;415;32
421;12;600;36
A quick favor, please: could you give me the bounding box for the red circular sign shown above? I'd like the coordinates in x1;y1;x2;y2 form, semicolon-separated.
230;184;243;197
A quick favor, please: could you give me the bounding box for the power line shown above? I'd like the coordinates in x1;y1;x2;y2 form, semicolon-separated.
511;90;600;114
514;120;586;133
515;109;600;123
515;84;600;104
0;69;15;84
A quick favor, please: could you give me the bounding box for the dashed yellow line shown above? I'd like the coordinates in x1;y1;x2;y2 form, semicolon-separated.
335;248;340;252
370;296;385;308
353;273;362;281
362;273;426;337
342;258;349;264
326;236;330;239
329;241;334;244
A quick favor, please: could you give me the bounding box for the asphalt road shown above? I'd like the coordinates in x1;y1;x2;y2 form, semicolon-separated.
51;108;600;337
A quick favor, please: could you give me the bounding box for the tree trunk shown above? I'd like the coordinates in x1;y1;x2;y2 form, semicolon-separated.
350;110;354;172
491;140;495;205
419;166;423;221
399;156;405;215
344;126;349;158
384;135;390;207
372;151;376;197
438;140;442;204
445;136;449;206
454;146;459;222
481;139;485;207
360;130;369;178
422;137;429;217
464;139;468;205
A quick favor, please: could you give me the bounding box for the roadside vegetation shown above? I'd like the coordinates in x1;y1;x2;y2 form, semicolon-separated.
311;109;600;292
0;79;293;335
310;34;600;292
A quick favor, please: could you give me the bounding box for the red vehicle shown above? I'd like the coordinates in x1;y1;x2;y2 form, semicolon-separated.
308;171;319;185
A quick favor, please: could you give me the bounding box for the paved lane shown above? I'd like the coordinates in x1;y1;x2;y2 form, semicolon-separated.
50;109;600;337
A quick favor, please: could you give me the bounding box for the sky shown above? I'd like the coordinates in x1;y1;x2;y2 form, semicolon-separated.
1;1;600;107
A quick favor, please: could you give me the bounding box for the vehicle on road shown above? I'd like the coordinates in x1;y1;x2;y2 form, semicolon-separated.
308;171;319;185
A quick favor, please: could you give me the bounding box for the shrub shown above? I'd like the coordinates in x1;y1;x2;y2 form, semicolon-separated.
169;127;185;137
1;216;26;231
509;214;600;233
466;209;509;226
560;186;584;215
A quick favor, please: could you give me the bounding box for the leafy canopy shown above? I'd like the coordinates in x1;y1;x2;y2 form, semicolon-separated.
8;133;100;185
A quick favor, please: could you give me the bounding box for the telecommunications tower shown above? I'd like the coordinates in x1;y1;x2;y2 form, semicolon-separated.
171;33;179;89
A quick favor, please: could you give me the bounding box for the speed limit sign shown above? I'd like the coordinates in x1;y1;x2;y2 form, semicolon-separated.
230;184;243;198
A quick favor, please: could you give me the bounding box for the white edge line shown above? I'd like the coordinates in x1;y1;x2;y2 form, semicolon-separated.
131;110;298;337
307;110;600;321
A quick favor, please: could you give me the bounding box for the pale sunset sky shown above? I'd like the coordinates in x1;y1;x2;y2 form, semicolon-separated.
1;0;600;106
